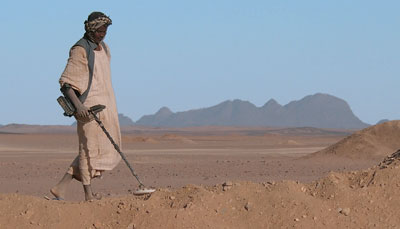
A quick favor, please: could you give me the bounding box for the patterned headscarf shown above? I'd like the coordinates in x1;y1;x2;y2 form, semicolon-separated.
84;12;112;33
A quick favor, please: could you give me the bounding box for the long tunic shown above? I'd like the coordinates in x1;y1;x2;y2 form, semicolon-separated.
59;44;121;174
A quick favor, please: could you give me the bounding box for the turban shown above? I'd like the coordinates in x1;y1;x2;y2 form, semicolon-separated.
84;12;112;33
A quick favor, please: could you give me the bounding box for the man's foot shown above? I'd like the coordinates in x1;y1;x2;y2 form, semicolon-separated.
85;193;102;201
50;173;73;200
50;186;65;200
92;192;103;200
83;185;102;201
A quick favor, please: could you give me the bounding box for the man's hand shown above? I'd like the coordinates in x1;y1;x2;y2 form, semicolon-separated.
62;85;94;123
75;104;90;118
75;104;95;123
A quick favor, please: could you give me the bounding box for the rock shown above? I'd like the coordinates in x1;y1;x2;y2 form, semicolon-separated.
223;181;233;186
93;222;102;229
222;181;233;191
184;202;194;209
340;208;351;216
127;223;135;229
244;202;251;211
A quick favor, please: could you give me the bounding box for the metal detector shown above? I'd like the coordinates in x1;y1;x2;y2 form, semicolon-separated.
89;105;156;195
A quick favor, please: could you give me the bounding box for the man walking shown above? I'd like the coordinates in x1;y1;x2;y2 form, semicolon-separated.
51;11;121;201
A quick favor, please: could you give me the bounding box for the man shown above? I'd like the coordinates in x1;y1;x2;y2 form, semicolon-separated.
51;12;121;201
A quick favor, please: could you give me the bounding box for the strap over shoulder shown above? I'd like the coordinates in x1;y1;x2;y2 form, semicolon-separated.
72;38;97;103
72;38;109;103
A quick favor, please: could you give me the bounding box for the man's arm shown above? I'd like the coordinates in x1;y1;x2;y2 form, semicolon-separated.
62;84;90;119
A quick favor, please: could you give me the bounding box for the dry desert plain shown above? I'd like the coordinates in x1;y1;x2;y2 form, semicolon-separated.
0;121;400;228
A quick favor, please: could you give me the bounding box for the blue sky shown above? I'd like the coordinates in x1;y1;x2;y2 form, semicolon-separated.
1;0;399;125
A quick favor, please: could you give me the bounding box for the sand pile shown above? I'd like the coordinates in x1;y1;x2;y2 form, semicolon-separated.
309;120;400;159
279;139;300;146
123;136;159;144
1;149;400;228
161;134;196;144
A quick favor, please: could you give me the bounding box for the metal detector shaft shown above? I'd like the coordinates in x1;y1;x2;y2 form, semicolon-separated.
91;112;145;187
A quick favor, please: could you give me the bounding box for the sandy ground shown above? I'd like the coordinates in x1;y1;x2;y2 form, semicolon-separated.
0;121;399;228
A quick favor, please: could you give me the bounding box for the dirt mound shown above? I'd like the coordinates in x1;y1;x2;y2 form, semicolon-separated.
308;120;400;160
2;150;400;228
124;136;159;143
285;139;301;145
161;134;196;144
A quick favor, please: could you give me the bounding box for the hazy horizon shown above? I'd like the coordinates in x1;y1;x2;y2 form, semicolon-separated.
0;92;391;126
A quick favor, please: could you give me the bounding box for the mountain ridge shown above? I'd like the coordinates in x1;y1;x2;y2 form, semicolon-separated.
135;93;369;129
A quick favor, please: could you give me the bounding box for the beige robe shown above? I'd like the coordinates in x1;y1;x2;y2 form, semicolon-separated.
59;44;121;185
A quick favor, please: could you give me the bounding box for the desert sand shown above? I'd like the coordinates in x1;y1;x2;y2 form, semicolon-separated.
0;121;400;228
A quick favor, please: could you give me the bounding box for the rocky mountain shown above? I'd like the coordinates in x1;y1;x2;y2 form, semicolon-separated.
118;113;135;126
136;93;369;129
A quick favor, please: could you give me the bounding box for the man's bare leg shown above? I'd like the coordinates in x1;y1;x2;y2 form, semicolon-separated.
50;173;73;200
83;184;102;201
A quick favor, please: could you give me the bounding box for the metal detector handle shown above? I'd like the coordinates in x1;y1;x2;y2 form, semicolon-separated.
89;109;146;188
90;104;106;115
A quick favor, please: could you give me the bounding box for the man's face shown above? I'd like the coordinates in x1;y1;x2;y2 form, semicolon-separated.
93;25;108;44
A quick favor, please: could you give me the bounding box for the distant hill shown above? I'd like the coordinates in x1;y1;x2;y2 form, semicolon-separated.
136;93;369;129
118;113;135;126
308;120;400;160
